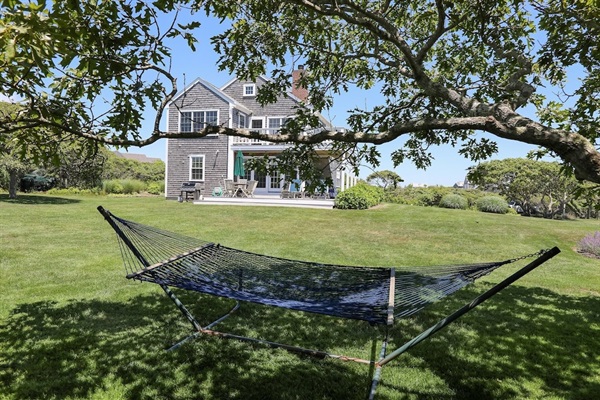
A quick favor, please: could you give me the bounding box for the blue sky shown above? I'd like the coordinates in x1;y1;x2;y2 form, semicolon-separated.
117;13;547;186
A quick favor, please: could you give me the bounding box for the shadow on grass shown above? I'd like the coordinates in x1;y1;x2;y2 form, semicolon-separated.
0;193;80;205
1;286;598;399
0;292;380;400
382;284;600;400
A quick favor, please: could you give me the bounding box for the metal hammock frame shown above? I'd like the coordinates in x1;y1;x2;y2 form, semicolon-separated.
98;206;560;399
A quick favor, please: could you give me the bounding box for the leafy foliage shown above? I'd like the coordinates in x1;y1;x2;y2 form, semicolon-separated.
334;183;384;210
101;149;165;182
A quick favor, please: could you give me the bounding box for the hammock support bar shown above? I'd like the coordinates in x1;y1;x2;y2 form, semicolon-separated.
378;245;561;368
168;301;241;352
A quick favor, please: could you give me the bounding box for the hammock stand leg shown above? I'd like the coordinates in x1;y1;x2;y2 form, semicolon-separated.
167;299;241;351
367;329;389;400
376;246;560;372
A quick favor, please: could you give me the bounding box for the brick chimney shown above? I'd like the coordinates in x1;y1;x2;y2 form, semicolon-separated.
291;65;309;102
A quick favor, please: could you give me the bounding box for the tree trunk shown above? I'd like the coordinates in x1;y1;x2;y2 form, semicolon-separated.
8;169;18;199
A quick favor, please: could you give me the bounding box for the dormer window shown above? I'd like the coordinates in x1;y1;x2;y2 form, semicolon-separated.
243;84;256;97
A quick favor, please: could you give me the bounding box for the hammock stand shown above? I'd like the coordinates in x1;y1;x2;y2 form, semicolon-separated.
98;206;560;399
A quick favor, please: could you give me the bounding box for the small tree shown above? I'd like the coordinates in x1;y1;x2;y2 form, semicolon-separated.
0;102;29;198
366;170;403;190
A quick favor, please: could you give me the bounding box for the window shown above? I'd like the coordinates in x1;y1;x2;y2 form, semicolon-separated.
267;117;289;134
180;110;218;132
239;113;246;128
251;118;263;130
243;84;256;96
189;155;205;181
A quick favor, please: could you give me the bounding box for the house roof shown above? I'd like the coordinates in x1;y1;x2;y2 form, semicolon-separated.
168;77;252;115
222;75;337;130
112;151;162;163
172;75;338;131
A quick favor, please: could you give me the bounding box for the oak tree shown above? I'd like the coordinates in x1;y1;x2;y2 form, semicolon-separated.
1;1;599;182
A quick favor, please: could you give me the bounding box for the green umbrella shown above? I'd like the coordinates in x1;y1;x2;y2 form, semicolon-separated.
234;150;245;178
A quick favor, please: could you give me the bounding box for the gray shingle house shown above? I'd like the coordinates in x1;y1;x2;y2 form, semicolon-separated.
164;68;358;199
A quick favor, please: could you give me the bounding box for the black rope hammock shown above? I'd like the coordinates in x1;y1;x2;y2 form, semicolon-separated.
98;206;560;399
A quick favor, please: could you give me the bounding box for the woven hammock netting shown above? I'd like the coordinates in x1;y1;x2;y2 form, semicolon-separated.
108;212;510;325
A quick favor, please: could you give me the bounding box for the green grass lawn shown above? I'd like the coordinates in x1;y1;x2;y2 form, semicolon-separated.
0;193;599;400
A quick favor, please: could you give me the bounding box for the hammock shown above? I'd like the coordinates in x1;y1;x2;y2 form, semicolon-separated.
98;206;560;399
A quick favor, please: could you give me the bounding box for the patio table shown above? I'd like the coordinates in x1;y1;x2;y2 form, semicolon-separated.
233;182;248;197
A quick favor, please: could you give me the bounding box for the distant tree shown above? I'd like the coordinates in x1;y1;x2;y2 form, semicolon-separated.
573;182;600;219
468;158;583;217
1;101;108;193
366;170;403;190
46;145;105;189
101;150;165;182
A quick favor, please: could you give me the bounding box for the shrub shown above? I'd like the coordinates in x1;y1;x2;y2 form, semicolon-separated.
577;232;600;257
146;181;165;195
439;194;468;209
120;179;146;194
335;183;384;210
417;187;451;207
476;196;509;214
102;179;124;194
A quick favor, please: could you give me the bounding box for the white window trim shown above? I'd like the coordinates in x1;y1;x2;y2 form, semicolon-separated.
250;117;265;130
243;84;256;97
239;113;247;128
267;116;290;133
189;154;206;181
267;116;289;125
179;110;220;135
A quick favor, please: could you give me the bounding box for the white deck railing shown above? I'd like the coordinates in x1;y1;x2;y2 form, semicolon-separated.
231;128;335;146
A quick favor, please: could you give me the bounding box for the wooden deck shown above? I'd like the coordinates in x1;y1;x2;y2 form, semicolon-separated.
193;195;334;209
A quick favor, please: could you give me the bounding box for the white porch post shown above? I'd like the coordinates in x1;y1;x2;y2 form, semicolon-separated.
227;104;234;180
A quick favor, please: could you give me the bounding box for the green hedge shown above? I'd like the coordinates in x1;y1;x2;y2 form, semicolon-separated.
476;196;509;214
439;193;468;209
335;183;384;210
102;179;146;195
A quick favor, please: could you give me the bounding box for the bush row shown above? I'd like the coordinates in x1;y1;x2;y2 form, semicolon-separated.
383;186;509;214
46;179;164;195
385;186;496;207
334;183;385;210
102;179;164;195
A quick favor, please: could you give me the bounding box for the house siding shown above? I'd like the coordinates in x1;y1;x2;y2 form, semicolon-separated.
165;81;231;198
222;77;300;119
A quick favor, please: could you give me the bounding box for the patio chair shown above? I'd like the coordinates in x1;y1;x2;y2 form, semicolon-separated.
280;182;292;198
224;179;235;197
243;180;258;197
